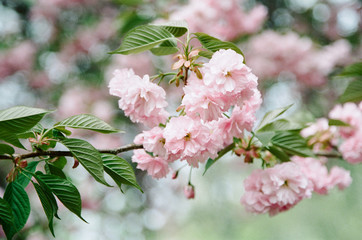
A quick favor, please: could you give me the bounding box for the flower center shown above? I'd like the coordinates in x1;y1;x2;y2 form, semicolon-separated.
184;133;192;141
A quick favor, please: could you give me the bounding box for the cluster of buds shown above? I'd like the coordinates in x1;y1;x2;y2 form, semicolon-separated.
29;133;51;148
234;137;260;163
171;49;202;85
306;129;335;151
6;157;28;182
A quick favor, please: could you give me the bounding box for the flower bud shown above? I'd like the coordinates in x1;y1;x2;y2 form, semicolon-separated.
184;185;195;199
172;171;179;179
19;160;28;168
72;158;80;168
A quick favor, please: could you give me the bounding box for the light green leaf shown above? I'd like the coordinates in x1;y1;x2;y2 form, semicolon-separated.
61;138;111;186
0;129;25;149
258;119;302;132
203;143;235;175
109;25;176;55
0;197;14;225
15;161;39;188
3;182;31;240
338;61;362;77
32;182;57;237
0;106;50;133
271;131;314;157
328;119;350;127
36;172;87;222
339;79;362;103
0;144;14;155
198;50;214;59
256;104;293;131
194;32;244;58
150;39;178;56
102;154;142;193
55;114;120;134
255;131;275;146
267;145;290;162
152;20;188;37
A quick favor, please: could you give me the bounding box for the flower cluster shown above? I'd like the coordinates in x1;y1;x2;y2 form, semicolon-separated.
109;49;261;178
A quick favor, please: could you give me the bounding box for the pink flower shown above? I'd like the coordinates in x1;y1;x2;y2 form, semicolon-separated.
329;102;362;138
203;49;256;94
108;68;169;127
184;185;195;199
338;130;362;164
132;149;169;179
134;127;166;157
241;162;312;216
328;166;352;190
163;116;221;167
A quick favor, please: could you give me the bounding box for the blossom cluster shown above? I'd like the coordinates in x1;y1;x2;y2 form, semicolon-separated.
109;49;262;177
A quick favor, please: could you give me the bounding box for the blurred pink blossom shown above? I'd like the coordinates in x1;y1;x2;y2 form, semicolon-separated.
338;130;362;164
132;149;170;179
329;102;362;138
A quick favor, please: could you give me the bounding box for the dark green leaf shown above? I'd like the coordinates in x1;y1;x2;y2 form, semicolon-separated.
0;197;14;225
49;157;67;169
328;119;350;127
32;182;57;237
110;25;176;55
0;144;14;155
256;104;293;131
194;32;244;57
16;123;44;139
102;154;142;193
61;138;111;186
203;143;235;175
339;78;362;103
0;128;25;149
267;145;290;162
271;131;314;157
0;106;50;133
152;20;188;37
54;114;120;134
45;163;67;179
15;161;39;188
338;61;362;77
3;182;30;240
36;172;86;222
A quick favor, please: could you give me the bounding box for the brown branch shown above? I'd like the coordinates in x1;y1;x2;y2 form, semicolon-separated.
315;152;342;158
0;144;143;161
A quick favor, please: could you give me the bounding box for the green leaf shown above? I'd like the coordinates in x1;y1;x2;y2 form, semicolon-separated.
32;182;57;237
258;119;302;132
16;123;44;139
61;138;111;186
150;39;178;56
255;131;275;146
256;104;293;131
194;32;244;58
0;106;50;133
203;143;235;175
15;161;39;188
0;144;14;155
338;61;362;77
271;131;314;157
267;145;290;162
45;163;67;179
101;154;142;193
49;157;67;170
109;25;177;55
339;78;362;103
0;197;14;225
198;50;214;59
328;119;350;127
152;20;188;37
0;128;25;149
54;114;120;134
3;182;31;240
36;172;87;222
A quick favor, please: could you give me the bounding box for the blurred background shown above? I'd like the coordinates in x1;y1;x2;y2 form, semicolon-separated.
0;0;361;239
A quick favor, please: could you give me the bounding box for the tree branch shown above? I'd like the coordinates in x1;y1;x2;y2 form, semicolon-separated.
0;144;143;161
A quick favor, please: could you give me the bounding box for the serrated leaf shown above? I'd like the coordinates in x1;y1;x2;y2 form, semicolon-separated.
49;157;67;170
0;144;14;155
16;123;44;139
271;131;314;157
150;39;178;56
339;79;362;103
338;61;362;77
101;154;142;193
110;25;177;55
36;172;87;222
258;119;302;132
45;163;67;179
267;145;290;162
194;32;244;58
0;106;50;133
0;128;25;149
328;119;350;127
61;138;111;186
15;161;39;188
203;143;235;175
3;182;30;240
256;104;293;131
55;114;120;134
255;131;275;146
198;50;213;59
0;197;14;225
152;20;188;37
32;182;57;237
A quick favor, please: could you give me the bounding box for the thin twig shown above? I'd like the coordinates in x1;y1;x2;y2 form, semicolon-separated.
0;144;143;161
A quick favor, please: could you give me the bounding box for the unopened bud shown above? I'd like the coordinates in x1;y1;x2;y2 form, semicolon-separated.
234;148;245;156
244;152;253;163
184;60;191;68
184;185;195;199
172;171;179;179
19;160;28;168
194;67;203;79
72;158;80;168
